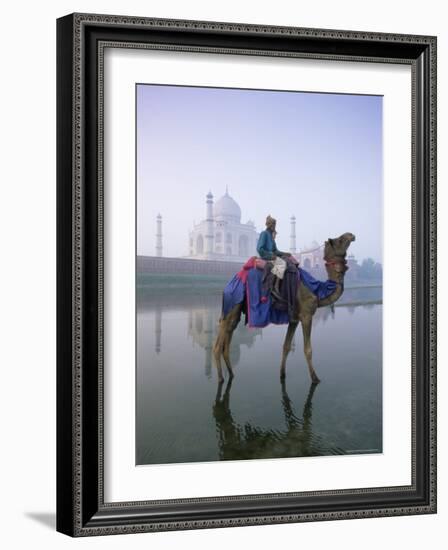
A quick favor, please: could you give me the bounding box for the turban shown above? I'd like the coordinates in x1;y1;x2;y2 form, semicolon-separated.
266;215;276;227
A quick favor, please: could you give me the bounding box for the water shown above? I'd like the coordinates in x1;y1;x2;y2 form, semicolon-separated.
136;284;382;465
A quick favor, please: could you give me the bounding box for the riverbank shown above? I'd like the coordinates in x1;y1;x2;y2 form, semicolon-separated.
136;273;383;306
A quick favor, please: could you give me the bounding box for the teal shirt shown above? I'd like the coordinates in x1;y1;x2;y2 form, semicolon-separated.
257;230;285;260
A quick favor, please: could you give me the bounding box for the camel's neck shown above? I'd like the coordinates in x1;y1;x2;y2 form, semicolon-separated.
317;259;346;308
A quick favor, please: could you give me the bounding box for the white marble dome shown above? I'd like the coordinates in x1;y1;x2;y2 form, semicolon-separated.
213;190;241;223
188;189;258;261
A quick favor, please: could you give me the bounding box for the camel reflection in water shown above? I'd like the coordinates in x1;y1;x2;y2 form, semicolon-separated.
213;379;344;460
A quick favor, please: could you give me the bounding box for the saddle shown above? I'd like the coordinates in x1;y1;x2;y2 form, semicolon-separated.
261;257;300;319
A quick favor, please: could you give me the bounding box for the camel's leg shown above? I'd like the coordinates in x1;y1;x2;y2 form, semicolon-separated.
222;305;241;378
213;321;226;382
301;317;320;384
222;331;235;379
280;321;299;379
213;304;241;382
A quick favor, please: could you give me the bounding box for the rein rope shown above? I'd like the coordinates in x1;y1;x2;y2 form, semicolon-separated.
299;243;325;254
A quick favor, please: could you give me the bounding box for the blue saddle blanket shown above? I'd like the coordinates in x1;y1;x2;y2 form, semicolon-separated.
222;266;337;328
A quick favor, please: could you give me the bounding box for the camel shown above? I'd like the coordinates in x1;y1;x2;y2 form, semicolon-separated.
213;232;356;384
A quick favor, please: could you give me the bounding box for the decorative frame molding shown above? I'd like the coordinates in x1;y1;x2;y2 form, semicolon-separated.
57;13;437;537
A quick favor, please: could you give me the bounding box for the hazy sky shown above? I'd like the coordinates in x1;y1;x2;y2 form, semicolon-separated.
137;84;382;263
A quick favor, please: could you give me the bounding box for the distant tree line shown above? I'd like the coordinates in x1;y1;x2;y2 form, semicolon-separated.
357;258;383;281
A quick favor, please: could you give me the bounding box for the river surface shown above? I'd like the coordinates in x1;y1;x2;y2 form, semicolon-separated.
136;284;382;465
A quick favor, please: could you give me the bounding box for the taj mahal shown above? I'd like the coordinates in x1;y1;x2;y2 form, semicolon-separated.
186;189;259;262
153;189;328;268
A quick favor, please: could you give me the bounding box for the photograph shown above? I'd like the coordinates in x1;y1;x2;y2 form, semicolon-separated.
136;83;384;466
55;11;436;536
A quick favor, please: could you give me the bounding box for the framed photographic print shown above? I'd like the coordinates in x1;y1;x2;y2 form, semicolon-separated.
56;13;437;537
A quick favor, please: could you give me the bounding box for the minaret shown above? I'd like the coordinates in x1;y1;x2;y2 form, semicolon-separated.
156;213;163;257
290;215;297;254
205;191;214;258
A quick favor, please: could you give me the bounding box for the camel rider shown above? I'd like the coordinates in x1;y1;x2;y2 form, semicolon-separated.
257;215;291;298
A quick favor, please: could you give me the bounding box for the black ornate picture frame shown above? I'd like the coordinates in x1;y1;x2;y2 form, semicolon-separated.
56;13;437;537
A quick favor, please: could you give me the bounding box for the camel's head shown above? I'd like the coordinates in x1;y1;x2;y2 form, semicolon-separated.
324;232;356;261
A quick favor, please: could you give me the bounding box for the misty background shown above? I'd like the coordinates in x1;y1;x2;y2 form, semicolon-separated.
136;84;382;263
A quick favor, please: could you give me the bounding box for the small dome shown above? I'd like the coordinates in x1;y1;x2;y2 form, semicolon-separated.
214;190;241;223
